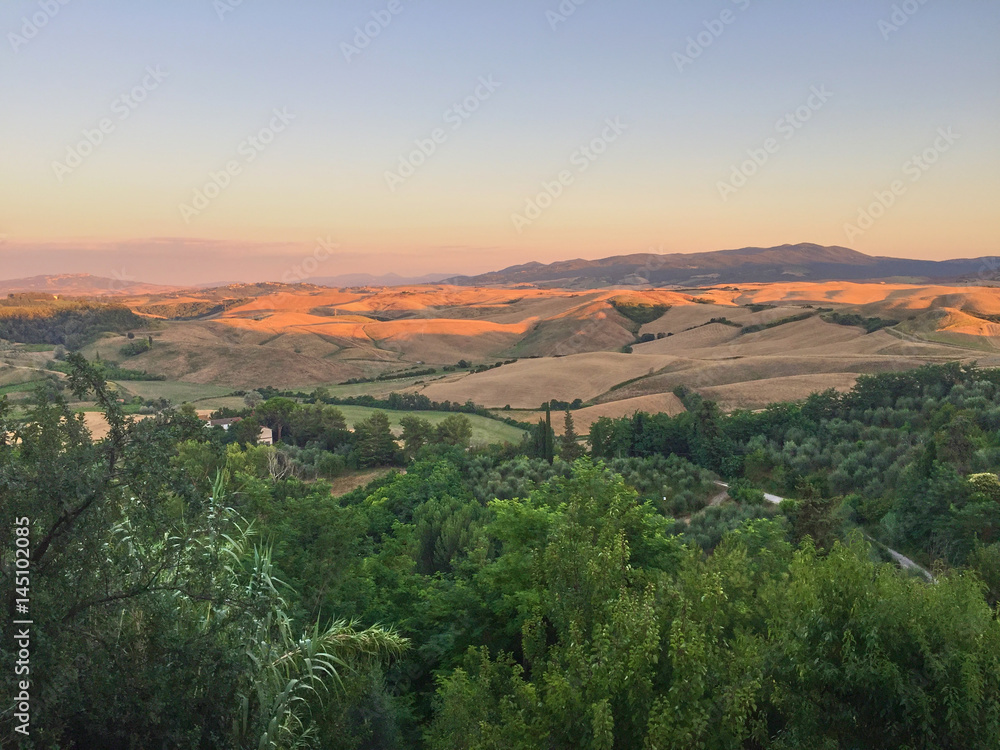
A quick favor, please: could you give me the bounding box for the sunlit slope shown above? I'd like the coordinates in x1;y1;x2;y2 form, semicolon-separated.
89;282;999;403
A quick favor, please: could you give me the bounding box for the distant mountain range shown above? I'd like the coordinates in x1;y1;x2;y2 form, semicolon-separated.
444;244;1000;288
3;246;997;296
309;272;451;287
0;272;449;296
0;274;180;296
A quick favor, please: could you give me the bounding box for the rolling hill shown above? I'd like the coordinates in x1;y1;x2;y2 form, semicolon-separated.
3;265;999;419
69;281;996;412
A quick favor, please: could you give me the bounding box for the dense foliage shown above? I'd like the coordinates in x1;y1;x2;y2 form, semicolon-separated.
245;388;533;431
46;357;167;382
610;301;671;326
822;311;900;333
737;311;816;335
590;363;1000;572
2;358;999;748
0;295;143;349
135;298;251;320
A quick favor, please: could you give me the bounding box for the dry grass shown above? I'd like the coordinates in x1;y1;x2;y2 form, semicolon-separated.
80;412;152;441
420;352;673;408
77;281;1000;407
331;405;526;446
327;468;400;497
600;353;954;403
562;393;686;434
697;374;860;411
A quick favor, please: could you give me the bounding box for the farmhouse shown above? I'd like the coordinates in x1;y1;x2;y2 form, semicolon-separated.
207;417;241;430
200;416;273;446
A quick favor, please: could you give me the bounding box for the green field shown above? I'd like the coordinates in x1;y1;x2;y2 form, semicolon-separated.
314;373;454;399
188;396;248;411
80;379;526;445
113;380;235;403
333;405;526;446
0;379;49;397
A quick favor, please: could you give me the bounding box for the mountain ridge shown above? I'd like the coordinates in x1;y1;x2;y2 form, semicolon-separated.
0;273;181;296
444;244;1000;288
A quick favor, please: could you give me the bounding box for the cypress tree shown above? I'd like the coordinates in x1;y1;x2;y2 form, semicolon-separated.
544;404;554;464
560;410;583;461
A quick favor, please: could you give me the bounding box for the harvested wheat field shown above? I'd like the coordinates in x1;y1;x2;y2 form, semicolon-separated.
598;353;952;403
697;374;861;411
79;412;152;441
82;321;377;389
420;352;672;409
566;393;687;434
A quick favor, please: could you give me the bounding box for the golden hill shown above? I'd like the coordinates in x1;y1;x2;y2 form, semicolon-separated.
70;281;999;410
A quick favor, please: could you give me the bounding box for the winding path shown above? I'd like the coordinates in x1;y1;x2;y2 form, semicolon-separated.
713;481;934;581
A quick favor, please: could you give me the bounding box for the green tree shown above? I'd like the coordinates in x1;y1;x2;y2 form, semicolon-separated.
256;396;298;442
759;536;1000;748
401;415;435;458
354;411;400;467
559;410;583;461
288;403;350;451
227;414;262;446
544;405;554;464
0;356;407;748
435;414;474;448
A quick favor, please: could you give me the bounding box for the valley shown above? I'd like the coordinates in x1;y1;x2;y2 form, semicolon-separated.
4;274;999;427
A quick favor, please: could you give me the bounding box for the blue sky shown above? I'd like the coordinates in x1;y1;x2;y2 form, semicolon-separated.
1;0;997;283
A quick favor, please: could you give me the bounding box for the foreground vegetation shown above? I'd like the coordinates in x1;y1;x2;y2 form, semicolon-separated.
1;357;999;748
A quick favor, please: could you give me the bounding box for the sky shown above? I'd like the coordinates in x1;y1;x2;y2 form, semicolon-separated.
1;0;998;284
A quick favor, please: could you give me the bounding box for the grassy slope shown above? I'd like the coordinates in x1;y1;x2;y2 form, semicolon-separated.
332;405;526;446
112;380;234;402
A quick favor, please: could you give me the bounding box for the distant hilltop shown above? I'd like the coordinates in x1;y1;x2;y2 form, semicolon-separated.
0;274;180;296
443;244;1000;288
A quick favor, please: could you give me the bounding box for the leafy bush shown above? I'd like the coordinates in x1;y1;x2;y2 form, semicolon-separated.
610;300;671;325
823;311;899;333
119;338;152;357
739;311;816;335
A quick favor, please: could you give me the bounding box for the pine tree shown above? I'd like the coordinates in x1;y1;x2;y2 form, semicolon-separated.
354;411;399;467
